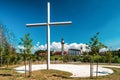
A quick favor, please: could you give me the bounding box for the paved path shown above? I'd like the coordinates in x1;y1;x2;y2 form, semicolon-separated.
14;64;114;77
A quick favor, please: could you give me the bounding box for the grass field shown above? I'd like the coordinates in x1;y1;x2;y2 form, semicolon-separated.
0;64;120;80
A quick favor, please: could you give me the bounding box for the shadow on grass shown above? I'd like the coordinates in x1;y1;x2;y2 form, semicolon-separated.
0;74;12;76
0;68;12;70
52;74;73;79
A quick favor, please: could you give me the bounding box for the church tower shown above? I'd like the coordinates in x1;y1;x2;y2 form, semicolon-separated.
61;38;64;55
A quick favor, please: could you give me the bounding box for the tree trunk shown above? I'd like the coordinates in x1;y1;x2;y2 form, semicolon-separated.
96;60;98;78
0;51;2;67
7;59;10;68
24;57;26;77
109;52;111;65
28;56;32;77
90;56;93;79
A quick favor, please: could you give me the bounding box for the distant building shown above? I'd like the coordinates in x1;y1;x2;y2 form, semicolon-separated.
68;44;90;56
68;48;82;56
52;51;67;55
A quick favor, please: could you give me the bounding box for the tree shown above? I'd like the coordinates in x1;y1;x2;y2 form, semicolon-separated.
88;32;107;79
4;39;12;68
34;50;47;63
0;25;16;67
0;45;2;67
0;25;4;67
106;50;112;64
19;33;33;77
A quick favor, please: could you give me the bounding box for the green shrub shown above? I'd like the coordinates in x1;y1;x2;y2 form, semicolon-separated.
112;56;120;63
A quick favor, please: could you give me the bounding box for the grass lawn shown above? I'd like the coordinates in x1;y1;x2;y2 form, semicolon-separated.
0;64;120;80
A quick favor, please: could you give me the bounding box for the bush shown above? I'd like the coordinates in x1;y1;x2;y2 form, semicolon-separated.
112;56;120;63
82;56;90;62
99;56;107;63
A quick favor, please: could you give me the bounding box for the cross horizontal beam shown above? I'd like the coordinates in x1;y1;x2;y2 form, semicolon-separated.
26;21;72;27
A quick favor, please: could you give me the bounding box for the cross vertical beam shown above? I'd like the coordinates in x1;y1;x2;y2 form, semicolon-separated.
47;2;50;70
26;2;72;70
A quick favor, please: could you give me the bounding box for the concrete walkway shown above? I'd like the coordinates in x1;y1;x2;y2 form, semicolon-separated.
14;64;114;77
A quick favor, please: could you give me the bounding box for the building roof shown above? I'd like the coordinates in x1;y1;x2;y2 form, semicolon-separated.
68;49;81;51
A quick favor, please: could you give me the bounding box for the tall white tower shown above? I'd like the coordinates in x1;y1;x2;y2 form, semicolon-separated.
80;46;83;55
61;38;64;56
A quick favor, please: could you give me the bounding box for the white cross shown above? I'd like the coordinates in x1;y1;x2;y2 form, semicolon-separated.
26;2;72;70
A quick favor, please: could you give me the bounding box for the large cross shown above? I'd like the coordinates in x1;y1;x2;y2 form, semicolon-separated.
26;2;72;70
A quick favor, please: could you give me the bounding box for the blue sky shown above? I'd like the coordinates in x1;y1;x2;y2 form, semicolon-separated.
0;0;120;50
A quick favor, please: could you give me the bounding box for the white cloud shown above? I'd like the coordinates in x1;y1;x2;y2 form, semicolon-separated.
17;42;90;52
17;42;117;53
39;44;47;50
50;42;61;51
99;48;108;52
68;43;89;52
18;45;26;50
33;42;89;52
36;42;40;46
117;48;120;50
